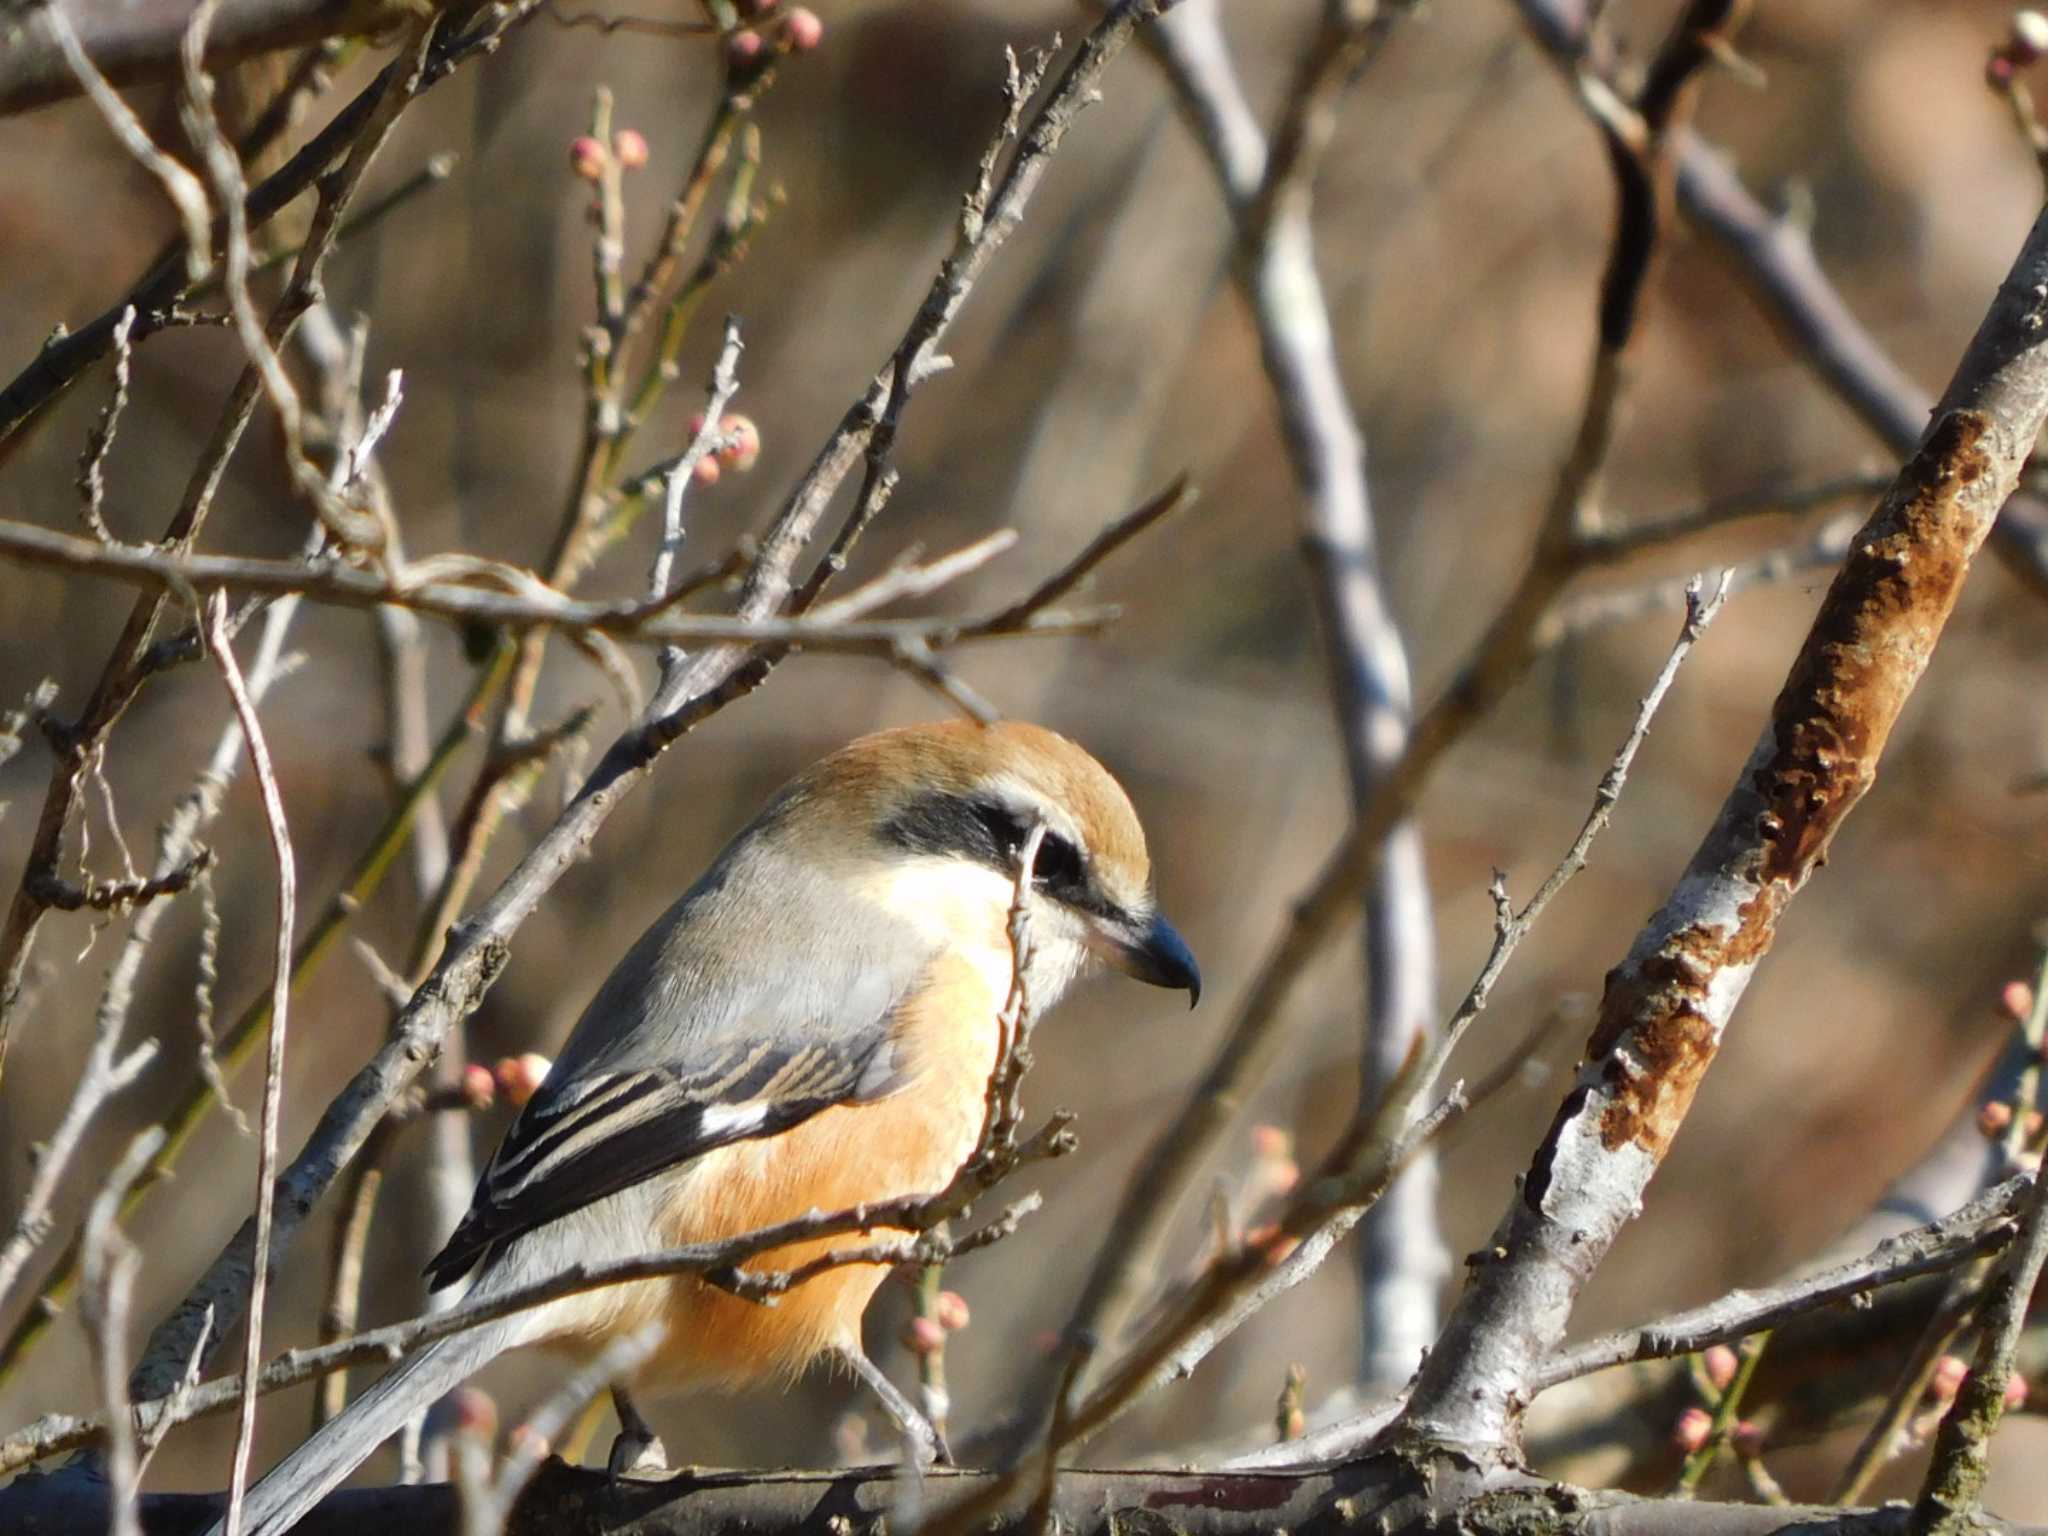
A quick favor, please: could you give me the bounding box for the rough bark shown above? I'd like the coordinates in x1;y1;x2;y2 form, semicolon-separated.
1397;199;2048;1457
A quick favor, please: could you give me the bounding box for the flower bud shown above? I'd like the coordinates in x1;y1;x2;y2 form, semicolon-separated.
1250;1124;1291;1160
1931;1354;1970;1401
1702;1344;1739;1391
718;414;761;473
2006;1373;2031;1410
902;1315;946;1356
692;454;722;486
934;1290;971;1331
494;1053;552;1107
2002;980;2035;1022
1731;1420;1765;1458
1672;1406;1713;1454
569;135;606;182
781;7;823;51
1979;1101;2016;1138
614;129;650;169
461;1063;497;1111
728;29;765;66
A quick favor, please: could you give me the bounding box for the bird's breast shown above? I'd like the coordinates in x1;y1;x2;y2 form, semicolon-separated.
624;943;1014;1388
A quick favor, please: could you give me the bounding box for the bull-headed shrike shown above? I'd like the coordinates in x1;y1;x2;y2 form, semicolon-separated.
219;719;1198;1536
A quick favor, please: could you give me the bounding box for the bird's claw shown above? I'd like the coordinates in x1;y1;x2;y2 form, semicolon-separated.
606;1427;670;1478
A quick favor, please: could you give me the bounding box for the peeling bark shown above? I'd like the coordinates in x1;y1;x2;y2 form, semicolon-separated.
1398;204;2048;1457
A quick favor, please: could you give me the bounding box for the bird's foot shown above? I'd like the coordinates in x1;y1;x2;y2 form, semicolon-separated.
606;1425;671;1478
607;1385;670;1478
838;1346;950;1468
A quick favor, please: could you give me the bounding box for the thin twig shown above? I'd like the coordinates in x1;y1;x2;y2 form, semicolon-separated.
1413;572;1731;1113
110;0;1174;1408
1674;1330;1770;1496
1;1176;1060;1474
79;1128;166;1536
1532;1176;2031;1392
205;591;298;1536
0;518;1100;653
1914;1095;2048;1524
0;12;440;1087
0;641;501;1388
650;317;745;679
75;307;137;544
45;4;212;278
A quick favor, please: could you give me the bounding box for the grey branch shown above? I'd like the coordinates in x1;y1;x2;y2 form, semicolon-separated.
1532;1175;2031;1392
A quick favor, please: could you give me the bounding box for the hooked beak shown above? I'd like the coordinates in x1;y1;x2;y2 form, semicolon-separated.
1092;909;1202;1008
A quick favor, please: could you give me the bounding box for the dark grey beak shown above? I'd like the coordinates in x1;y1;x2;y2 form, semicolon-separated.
1096;910;1202;1007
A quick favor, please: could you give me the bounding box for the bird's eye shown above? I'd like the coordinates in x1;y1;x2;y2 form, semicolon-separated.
1032;831;1084;890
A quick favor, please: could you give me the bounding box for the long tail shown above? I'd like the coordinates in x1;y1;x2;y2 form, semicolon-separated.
208;1318;519;1536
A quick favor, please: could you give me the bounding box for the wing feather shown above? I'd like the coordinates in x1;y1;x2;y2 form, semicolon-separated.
423;824;934;1291
426;1026;911;1291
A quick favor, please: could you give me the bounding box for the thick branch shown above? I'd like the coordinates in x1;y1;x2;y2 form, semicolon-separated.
2;1450;2044;1536
1397;202;2048;1456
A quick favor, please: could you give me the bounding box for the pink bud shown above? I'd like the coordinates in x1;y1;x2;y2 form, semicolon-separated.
934;1290;971;1331
460;1063;497;1111
1672;1406;1713;1454
903;1316;946;1356
781;6;823;51
727;29;765;65
569;135;606;182
692;454;722;486
494;1053;552;1108
1931;1354;1970;1401
507;1421;551;1458
2006;1374;2030;1411
1731;1420;1765;1458
1703;1345;1739;1391
1980;1101;2015;1138
613;129;650;169
1262;1157;1301;1197
1991;53;2020;86
717;414;761;473
2002;980;2035;1022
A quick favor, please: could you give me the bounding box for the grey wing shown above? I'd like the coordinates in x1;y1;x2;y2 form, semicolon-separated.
425;841;932;1291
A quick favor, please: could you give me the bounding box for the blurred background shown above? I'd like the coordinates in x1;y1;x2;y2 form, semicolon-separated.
3;0;2048;1513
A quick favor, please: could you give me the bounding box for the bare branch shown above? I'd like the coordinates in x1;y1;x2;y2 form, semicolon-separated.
112;0;1176;1407
78;1127;166;1536
204;591;298;1536
1400;201;2048;1455
1533;1176;2031;1393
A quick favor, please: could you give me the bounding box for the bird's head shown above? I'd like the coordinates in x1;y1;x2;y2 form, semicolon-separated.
774;719;1200;1010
